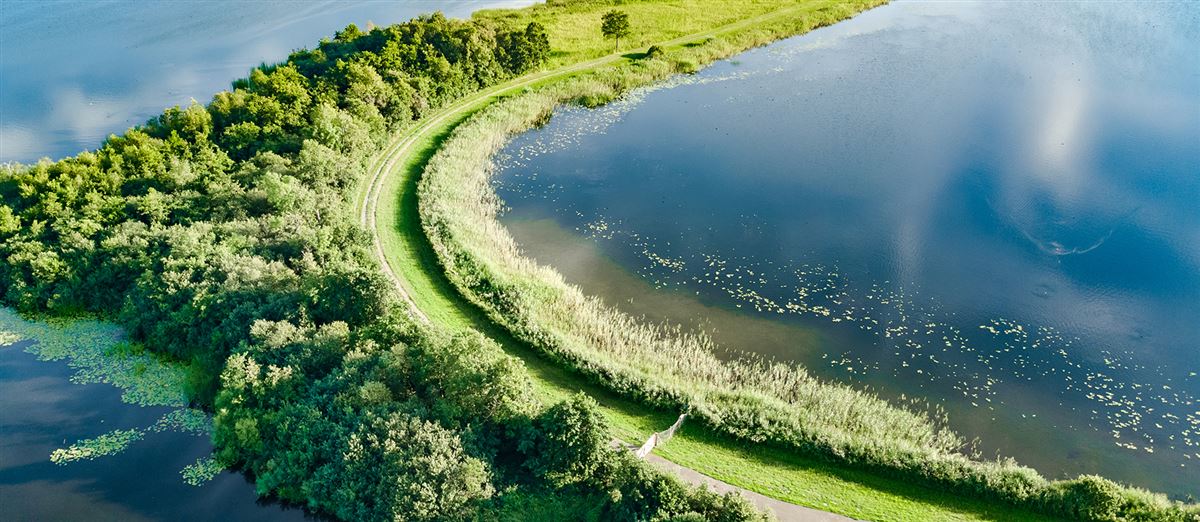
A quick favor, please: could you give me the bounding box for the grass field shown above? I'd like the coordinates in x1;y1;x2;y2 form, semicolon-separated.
475;0;830;66
352;1;1078;519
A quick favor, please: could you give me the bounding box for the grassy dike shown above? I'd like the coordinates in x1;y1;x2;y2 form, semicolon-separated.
353;2;1086;520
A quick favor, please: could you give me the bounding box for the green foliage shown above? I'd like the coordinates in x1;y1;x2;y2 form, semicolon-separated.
318;410;494;521
51;428;145;464
498;22;551;74
597;451;769;522
601;10;632;50
150;103;214;143
210;321;510;520
522;393;610;488
412;330;538;425
1043;476;1124;522
1032;475;1200;522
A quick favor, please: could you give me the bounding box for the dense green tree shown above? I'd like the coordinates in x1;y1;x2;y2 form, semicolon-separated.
0;205;18;234
522;393;611;488
323;411;493;521
412;330;537;426
498;22;551;73
334;22;365;43
601;10;632;51
150;103;214;143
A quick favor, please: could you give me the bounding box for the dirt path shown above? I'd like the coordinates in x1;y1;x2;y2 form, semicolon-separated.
646;454;859;521
356;4;816;323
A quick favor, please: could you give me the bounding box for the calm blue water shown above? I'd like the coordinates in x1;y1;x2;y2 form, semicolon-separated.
0;0;530;163
496;1;1200;497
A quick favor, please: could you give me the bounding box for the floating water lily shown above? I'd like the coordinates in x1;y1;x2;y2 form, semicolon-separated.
2;308;220;483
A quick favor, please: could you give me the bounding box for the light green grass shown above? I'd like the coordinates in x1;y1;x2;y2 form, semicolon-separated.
354;2;1070;520
475;0;829;66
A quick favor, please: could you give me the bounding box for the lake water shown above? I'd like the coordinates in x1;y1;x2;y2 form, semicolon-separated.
495;1;1200;497
0;0;531;163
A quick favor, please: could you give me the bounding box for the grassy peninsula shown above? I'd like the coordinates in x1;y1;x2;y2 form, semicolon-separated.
1;5;777;520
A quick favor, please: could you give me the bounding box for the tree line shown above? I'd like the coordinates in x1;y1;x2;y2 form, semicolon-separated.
0;12;762;521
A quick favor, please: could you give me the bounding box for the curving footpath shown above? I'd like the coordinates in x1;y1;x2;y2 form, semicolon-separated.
356;4;822;325
355;7;860;521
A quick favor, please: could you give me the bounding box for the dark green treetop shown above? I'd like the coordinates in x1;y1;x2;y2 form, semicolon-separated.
498;22;551;73
601;10;631;51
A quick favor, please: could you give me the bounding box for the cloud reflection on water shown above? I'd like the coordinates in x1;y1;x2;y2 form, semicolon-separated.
0;0;534;163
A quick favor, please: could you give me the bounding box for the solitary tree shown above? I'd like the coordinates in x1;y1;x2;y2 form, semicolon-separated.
601;10;631;52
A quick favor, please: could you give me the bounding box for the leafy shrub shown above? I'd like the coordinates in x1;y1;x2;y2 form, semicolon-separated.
1042;475;1124;521
522;393;611;487
412;330;538;425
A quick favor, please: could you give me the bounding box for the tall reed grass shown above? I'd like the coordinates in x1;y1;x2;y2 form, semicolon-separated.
418;3;1198;520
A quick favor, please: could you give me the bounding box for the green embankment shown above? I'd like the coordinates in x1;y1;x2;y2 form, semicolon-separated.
358;1;1066;520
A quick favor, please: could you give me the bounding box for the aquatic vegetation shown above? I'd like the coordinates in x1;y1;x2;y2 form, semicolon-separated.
50;409;218;463
181;456;225;486
417;6;1198;519
2;309;224;474
535;206;1200;464
151;408;214;436
0;308;188;407
51;429;145;464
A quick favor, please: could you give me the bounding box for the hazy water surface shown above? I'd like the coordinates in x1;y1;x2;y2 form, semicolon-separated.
495;1;1200;497
0;0;530;163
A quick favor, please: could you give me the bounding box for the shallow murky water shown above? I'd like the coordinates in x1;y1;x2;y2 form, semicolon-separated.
495;1;1200;497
